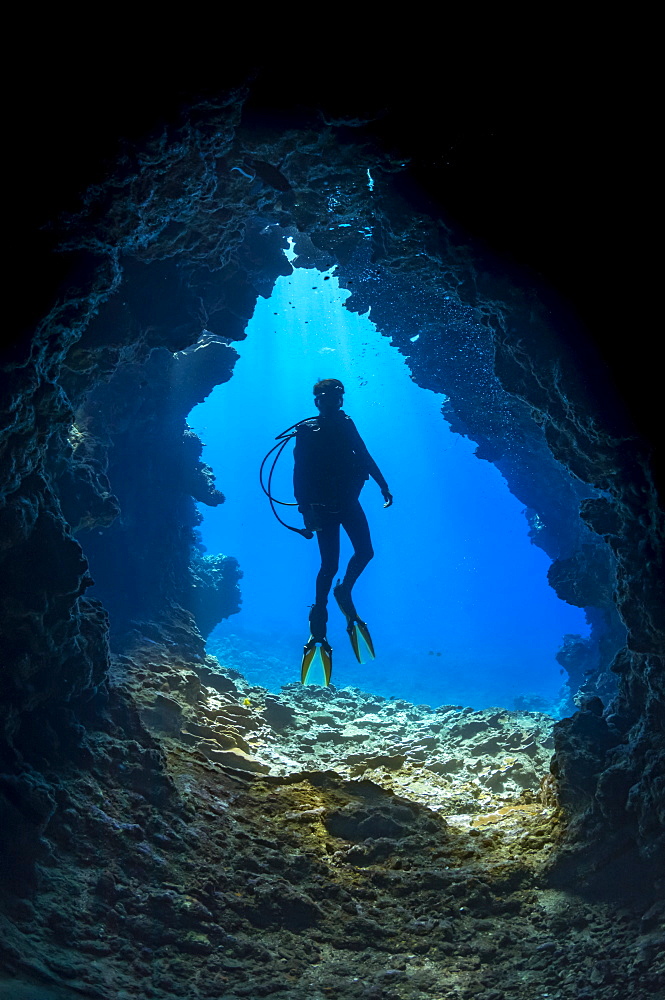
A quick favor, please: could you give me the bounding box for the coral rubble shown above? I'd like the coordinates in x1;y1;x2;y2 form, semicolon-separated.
1;649;661;999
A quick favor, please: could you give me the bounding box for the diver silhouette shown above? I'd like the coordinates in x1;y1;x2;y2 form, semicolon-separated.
295;379;392;684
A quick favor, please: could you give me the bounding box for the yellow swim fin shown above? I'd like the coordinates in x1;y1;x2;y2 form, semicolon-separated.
334;582;375;664
348;619;375;664
301;638;333;686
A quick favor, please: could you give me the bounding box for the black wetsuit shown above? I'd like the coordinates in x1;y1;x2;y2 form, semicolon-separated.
293;411;389;607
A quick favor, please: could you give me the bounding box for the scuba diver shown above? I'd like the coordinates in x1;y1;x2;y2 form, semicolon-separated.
294;379;393;684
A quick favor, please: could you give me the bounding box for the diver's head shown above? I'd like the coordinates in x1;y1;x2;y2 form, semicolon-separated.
313;378;344;416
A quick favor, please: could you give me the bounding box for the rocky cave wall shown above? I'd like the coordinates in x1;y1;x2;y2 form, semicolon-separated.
72;335;242;646
1;88;663;882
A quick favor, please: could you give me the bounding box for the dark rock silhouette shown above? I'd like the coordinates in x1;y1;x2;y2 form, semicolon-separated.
74;339;241;643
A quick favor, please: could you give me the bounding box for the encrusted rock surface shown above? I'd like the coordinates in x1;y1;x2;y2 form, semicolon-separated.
73;338;242;642
1;649;662;999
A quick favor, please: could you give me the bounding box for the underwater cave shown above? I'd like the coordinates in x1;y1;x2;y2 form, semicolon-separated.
1;47;663;1000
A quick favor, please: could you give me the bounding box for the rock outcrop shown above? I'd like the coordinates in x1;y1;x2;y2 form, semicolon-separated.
1;648;661;999
73;337;241;643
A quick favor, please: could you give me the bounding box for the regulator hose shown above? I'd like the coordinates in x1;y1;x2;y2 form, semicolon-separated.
259;419;313;538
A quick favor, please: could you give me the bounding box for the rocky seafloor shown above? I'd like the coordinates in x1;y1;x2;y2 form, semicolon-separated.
1;644;662;1000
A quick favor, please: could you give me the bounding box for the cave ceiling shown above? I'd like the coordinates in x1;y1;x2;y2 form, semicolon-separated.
11;42;661;469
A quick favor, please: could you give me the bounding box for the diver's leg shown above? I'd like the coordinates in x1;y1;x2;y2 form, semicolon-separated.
315;517;340;605
335;501;376;662
339;500;374;593
300;513;339;687
301;514;338;686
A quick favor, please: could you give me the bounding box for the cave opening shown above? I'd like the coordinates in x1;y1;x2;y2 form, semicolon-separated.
188;243;590;712
52;113;630;762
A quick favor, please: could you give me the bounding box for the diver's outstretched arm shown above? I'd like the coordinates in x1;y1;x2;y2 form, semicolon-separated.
348;421;392;506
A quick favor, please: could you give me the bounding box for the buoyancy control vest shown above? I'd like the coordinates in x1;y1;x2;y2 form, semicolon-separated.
260;412;371;537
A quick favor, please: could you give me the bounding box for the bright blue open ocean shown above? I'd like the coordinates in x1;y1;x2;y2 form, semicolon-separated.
188;254;588;713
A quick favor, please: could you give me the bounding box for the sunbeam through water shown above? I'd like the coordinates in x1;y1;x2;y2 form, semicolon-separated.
188;255;589;712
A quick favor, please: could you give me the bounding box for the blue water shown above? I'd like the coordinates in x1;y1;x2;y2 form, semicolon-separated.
188;258;589;712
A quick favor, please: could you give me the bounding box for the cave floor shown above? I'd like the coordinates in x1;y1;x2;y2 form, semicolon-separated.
1;646;662;999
